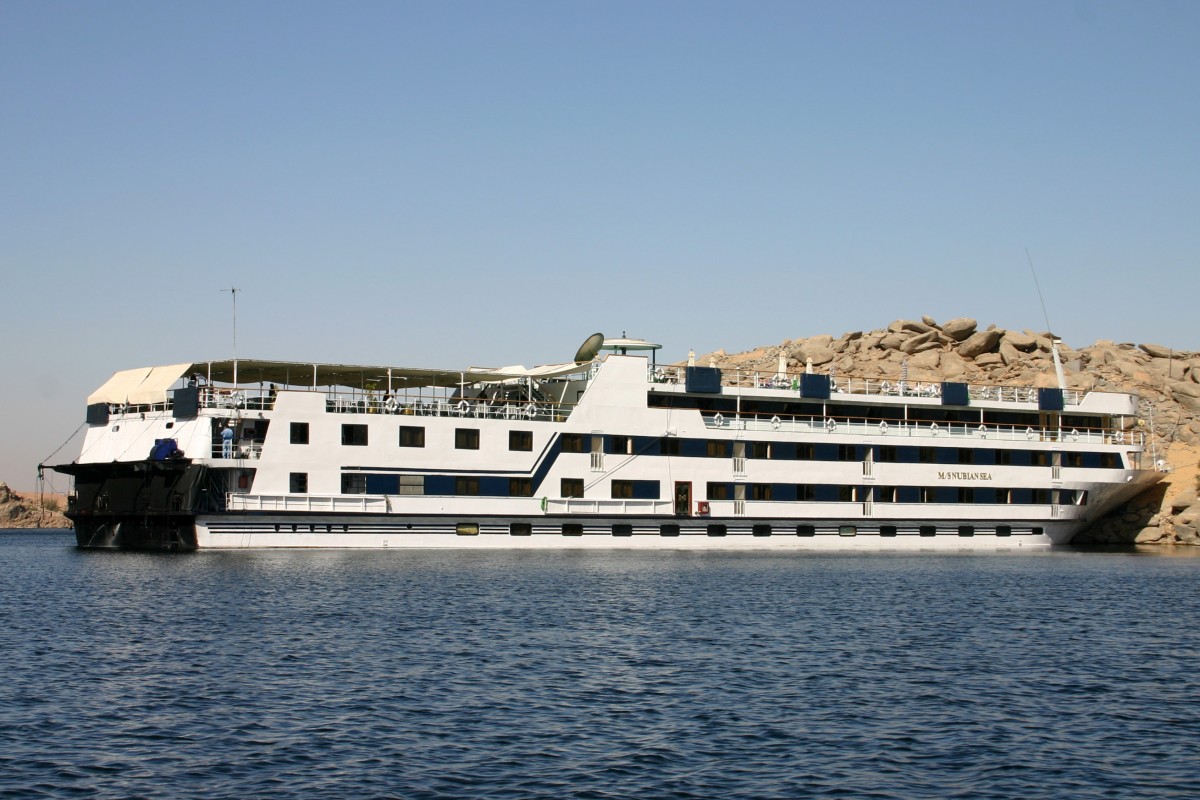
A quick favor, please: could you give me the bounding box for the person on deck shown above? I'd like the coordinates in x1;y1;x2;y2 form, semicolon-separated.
221;424;235;459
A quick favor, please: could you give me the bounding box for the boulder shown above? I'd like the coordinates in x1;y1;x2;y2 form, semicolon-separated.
922;315;938;328
909;349;940;370
1140;343;1174;359
998;341;1022;366
900;331;937;354
801;344;837;366
942;318;978;341
879;332;908;351
1003;330;1038;351
1149;358;1187;380
975;353;1004;368
958;329;1003;359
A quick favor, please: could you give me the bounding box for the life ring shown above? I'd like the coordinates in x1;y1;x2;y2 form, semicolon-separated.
977;424;987;438
825;417;836;432
771;415;781;430
525;403;536;419
1026;426;1035;440
713;413;724;427
385;397;398;413
1070;428;1079;442
456;399;469;415
930;422;940;436
879;421;888;434
540;496;548;512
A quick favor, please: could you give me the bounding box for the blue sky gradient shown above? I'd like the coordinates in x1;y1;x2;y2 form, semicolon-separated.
2;1;1196;489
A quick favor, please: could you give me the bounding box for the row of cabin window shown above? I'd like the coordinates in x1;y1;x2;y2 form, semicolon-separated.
300;423;1119;469
317;473;1084;506
513;522;1040;538
291;422;534;451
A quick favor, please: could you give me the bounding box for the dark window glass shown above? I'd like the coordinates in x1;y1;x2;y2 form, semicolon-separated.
607;435;632;455
510;522;532;536
455;477;480;495
612;480;634;499
707;482;730;500
707;524;727;537
749;442;771;459
752;524;771;537
957;448;973;465
563;523;583;536
561;478;584;498
706;440;730;458
341;474;366;494
751;484;772;501
289;472;308;493
561;434;587;453
342;424;368;446
508;478;532;497
399;426;425;447
797;524;816;537
290;422;309;445
509;430;533;451
660;437;681;456
797;443;816;460
797;484;816;501
958;525;975;537
996;525;1012;537
660;523;680;537
880;525;897;537
612;524;633;537
919;525;936;537
455;428;480;450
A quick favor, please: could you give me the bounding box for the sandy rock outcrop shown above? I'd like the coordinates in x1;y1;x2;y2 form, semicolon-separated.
0;483;71;529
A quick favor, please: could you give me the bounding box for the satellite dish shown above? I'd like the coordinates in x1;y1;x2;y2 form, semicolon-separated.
574;332;605;364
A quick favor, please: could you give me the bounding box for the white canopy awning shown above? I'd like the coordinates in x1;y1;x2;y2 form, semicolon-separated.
87;364;192;406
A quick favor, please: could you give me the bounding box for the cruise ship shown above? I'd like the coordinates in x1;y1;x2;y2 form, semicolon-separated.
51;334;1162;550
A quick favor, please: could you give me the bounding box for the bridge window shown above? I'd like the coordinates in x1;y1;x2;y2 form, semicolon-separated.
399;426;425;448
290;422;309;445
342;424;368;446
455;428;479;450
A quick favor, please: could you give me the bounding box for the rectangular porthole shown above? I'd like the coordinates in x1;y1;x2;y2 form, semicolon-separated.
456;523;479;536
612;523;633;537
958;525;975;537
509;522;532;536
753;524;772;537
660;523;680;537
880;525;897;537
707;523;726;537
562;523;583;536
839;525;856;537
797;524;816;537
919;525;936;537
996;525;1012;537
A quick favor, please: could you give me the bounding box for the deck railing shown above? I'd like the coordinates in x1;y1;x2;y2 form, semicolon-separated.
651;365;1084;406
703;413;1142;446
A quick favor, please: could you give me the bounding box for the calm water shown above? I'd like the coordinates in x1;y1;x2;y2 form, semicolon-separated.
2;531;1199;799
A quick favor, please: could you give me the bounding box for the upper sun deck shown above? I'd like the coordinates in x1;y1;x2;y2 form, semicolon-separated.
646;363;1140;417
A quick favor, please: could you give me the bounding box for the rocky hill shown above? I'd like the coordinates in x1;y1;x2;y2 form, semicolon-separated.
0;483;71;529
697;316;1200;545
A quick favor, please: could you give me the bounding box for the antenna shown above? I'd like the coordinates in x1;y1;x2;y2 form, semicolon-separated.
221;286;238;387
1025;249;1066;391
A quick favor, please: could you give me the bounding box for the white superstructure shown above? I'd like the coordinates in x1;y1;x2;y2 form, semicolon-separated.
55;336;1162;550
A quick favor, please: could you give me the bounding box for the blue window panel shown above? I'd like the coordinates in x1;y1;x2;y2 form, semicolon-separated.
897;487;921;503
480;477;509;497
942;382;970;406
424;476;455;495
800;374;831;399
1038;388;1065;411
815;485;840;502
365;474;400;495
681;439;707;458
814;444;838;461
632;480;660;500
935;487;959;503
772;484;798;501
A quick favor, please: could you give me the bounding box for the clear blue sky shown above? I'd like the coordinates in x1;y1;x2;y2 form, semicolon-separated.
2;1;1196;490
